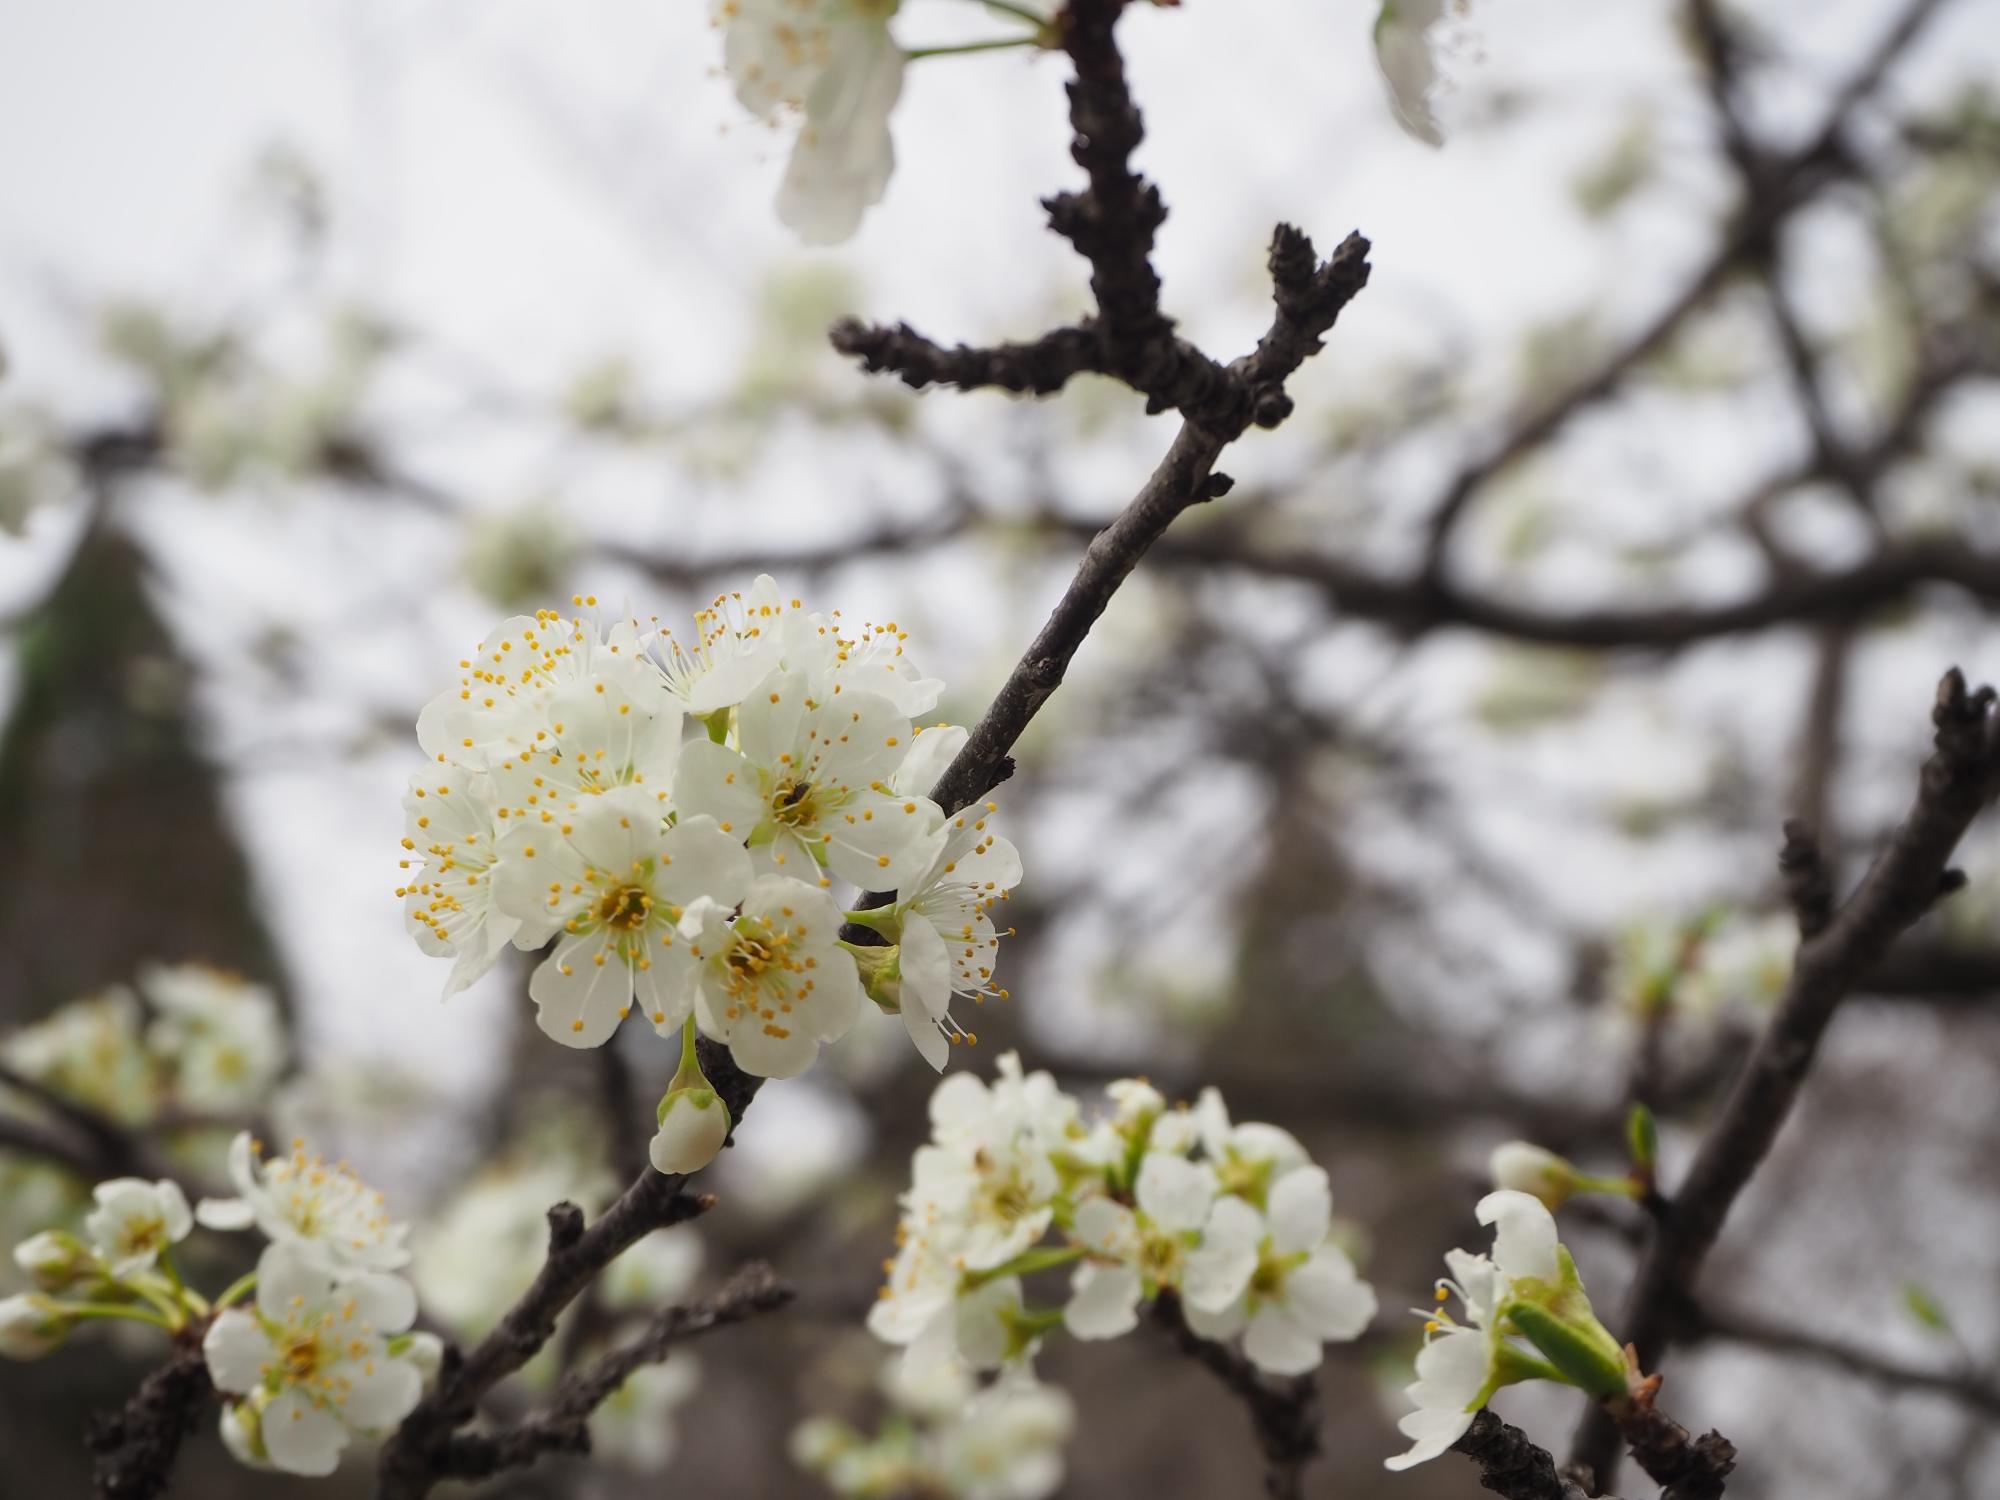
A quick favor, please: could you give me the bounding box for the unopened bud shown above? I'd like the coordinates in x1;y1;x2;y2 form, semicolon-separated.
1489;1142;1582;1209
650;1088;730;1175
13;1231;94;1293
0;1293;69;1360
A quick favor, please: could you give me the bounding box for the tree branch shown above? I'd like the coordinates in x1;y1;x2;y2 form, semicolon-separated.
423;1263;793;1485
1150;1293;1319;1500
376;1047;762;1499
1452;1410;1598;1500
1572;667;2000;1481
87;1326;214;1500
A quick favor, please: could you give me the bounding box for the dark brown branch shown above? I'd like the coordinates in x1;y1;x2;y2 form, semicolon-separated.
87;1327;213;1500
1604;1391;1736;1500
1151;1293;1319;1500
831;0;1369;441
1572;667;2000;1480
377;1048;762;1500
425;1263;793;1484
1451;1410;1597;1500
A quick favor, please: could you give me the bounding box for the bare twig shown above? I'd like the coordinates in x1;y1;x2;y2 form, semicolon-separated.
422;1263;794;1485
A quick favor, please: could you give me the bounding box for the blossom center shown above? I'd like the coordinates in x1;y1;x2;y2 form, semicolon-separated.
596;884;652;931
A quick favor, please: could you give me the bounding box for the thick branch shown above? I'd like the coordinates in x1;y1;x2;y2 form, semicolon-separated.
1151;1293;1319;1500
1573;667;2000;1478
1452;1410;1596;1500
87;1329;213;1500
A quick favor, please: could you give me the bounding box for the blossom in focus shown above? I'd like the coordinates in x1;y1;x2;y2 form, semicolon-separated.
1385;1190;1625;1471
140;964;285;1110
195;1132;411;1274
82;1177;193;1279
681;877;868;1078
672;670;944;890
202;1243;424;1476
493;786;752;1048
715;0;906;244
869;724;1021;1070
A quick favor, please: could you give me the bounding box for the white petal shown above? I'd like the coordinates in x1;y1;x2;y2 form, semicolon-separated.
1284;1252;1376;1342
1063;1263;1142;1341
1183;1198;1262;1313
195;1197;256;1232
529;940;630;1049
201;1311;271;1395
337;1357;423;1430
1136;1154;1215;1234
1180;1295;1245;1343
1384;1405;1477;1471
256;1244;331;1323
261;1391;347;1477
670;738;763;831
1243;1304;1324;1376
1267;1166;1332;1254
1476;1189;1560;1284
900;999;949;1072
341;1273;417;1335
899;916;952;1019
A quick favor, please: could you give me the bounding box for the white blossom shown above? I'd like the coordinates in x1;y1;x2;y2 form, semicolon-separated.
673;670;944;890
202;1243;423;1476
1180;1167;1377;1376
140;964;285;1110
879;725;1020;1070
492;786;752;1048
13;1230;91;1292
2;989;155;1124
196;1132;411;1275
82;1177;193;1279
716;0;906;244
1193;1086;1309;1205
681;876;868;1077
398;772;524;999
1373;1;1475;148
650;575;801;716
1384;1189;1564;1471
1063;1152;1216;1340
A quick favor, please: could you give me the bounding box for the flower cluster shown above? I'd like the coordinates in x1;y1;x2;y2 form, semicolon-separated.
792;1358;1074;1500
1;1132;435;1478
1;965;285;1125
1384;1190;1628;1471
402;580;1023;1170
869;1055;1376;1382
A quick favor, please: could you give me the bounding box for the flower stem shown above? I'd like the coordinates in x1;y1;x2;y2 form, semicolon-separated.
973;0;1053;29
213;1271;258;1311
964;1242;1086;1288
906;35;1043;61
65;1301;176;1330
